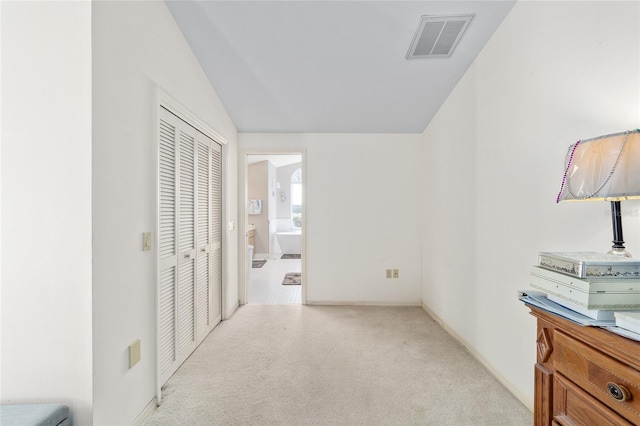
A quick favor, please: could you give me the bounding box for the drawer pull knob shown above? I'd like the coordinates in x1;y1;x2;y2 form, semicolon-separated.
607;382;631;402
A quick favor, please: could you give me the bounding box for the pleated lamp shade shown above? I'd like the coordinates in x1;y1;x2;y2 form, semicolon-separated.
557;129;640;202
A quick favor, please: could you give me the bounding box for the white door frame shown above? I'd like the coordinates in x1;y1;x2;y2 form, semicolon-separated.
239;149;307;305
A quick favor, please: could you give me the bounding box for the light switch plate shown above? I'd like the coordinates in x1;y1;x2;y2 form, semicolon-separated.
143;232;151;251
129;339;141;368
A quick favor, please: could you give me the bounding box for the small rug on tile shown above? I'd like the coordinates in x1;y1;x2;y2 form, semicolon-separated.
282;272;301;285
281;254;301;259
252;260;266;268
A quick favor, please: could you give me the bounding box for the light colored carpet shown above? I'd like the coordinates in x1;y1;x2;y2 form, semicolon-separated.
145;305;532;426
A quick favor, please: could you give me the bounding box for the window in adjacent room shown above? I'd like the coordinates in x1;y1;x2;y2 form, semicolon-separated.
291;168;302;229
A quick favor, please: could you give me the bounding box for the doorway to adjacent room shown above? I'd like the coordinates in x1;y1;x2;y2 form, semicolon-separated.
243;153;305;304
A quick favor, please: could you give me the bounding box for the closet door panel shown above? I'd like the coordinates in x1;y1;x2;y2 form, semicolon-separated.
159;118;177;260
159;266;176;376
196;137;210;249
177;257;196;356
210;247;222;321
175;123;197;362
178;129;195;255
211;145;222;250
196;134;212;340
196;250;210;337
158;109;179;383
211;143;222;322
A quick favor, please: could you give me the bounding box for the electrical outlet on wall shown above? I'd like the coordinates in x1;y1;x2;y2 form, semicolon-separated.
393;269;399;278
142;232;152;251
129;339;141;368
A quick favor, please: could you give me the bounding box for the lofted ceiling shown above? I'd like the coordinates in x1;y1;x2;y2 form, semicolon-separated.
166;1;515;134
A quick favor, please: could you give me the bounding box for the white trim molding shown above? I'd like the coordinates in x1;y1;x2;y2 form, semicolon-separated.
307;301;422;307
157;88;228;146
238;148;307;306
132;397;158;426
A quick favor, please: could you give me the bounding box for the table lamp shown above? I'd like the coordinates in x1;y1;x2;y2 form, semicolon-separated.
557;129;640;257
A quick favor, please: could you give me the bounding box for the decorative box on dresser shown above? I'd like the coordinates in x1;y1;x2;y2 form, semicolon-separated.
526;304;640;426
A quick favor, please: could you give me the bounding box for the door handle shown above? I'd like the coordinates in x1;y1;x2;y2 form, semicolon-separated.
184;253;192;259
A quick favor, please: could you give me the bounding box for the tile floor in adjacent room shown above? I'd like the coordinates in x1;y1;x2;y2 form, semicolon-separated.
248;254;301;304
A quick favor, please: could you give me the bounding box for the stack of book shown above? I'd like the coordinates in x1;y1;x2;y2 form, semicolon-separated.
530;252;640;326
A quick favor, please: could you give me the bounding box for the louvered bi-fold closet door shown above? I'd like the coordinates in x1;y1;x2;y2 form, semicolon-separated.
158;109;179;385
210;141;222;325
176;121;197;368
195;132;222;343
158;107;222;385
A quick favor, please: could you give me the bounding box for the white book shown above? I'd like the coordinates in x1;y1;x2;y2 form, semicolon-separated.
530;266;640;310
547;294;615;320
614;311;640;334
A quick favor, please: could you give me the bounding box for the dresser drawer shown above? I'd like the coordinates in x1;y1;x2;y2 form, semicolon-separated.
553;372;632;426
554;330;640;424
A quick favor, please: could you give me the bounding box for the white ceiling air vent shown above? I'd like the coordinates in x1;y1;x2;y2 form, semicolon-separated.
407;15;474;59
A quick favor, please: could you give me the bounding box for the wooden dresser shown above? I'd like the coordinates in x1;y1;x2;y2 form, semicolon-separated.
527;305;640;425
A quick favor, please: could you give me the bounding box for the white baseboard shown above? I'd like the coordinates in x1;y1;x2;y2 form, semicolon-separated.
306;300;422;307
421;303;534;412
132;397;158;426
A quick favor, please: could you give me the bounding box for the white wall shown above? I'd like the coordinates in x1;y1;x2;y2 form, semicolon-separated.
1;2;93;424
422;0;640;407
240;134;423;304
92;2;238;425
248;161;270;254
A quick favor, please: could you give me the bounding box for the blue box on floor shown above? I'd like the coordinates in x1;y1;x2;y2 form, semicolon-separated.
1;404;71;426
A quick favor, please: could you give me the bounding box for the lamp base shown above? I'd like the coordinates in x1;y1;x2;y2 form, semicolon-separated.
608;201;632;258
608;247;633;258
